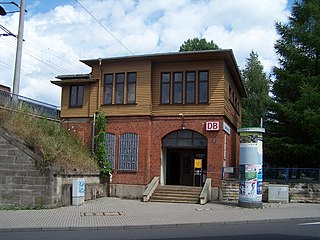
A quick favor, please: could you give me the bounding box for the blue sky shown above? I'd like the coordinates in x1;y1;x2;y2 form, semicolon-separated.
27;0;75;14
0;0;295;106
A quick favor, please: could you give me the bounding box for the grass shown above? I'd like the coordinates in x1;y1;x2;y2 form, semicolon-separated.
0;107;99;174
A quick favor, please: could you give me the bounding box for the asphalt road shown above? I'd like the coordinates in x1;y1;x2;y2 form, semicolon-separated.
0;219;319;240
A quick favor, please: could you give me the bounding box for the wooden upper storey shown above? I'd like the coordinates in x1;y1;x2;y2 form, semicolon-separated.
52;50;246;127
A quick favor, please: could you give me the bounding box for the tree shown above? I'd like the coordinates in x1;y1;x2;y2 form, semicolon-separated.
179;37;220;52
265;0;320;167
241;51;271;127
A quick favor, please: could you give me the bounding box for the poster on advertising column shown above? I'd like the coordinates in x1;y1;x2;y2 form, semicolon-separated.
238;128;265;208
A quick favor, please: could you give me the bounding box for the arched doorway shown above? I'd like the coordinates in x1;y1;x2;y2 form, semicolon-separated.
162;130;207;186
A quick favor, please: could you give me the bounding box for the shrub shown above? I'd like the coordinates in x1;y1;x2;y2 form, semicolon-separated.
94;108;112;176
0;107;98;173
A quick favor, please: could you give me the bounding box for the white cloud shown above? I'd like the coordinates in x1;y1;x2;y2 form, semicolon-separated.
0;0;291;106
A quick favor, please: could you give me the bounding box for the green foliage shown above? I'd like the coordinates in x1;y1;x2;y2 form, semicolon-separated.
0;107;98;173
241;51;271;127
179;37;220;52
94;109;112;176
266;0;320;167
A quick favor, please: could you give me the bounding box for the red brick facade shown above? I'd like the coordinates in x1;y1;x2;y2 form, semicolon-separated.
62;115;239;188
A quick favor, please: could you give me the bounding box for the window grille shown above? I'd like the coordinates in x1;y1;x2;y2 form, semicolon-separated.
105;133;115;168
118;133;139;170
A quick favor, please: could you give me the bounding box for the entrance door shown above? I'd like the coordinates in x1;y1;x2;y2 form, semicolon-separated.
166;149;206;186
181;152;193;186
162;130;208;186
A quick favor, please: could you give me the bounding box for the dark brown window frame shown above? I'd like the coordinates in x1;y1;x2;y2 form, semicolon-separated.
115;72;125;104
103;73;113;105
173;72;183;104
198;70;209;103
127;72;137;104
185;71;196;104
160;72;171;104
69;85;84;108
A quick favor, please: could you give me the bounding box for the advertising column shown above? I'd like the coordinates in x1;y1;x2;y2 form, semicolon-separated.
238;128;265;208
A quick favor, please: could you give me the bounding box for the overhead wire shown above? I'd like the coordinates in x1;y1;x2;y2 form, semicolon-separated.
0;21;89;75
75;0;135;56
0;0;137;88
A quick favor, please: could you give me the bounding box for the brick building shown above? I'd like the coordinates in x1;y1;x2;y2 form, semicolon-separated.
52;50;246;200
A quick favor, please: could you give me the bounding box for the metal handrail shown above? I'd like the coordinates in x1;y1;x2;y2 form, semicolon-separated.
0;89;60;120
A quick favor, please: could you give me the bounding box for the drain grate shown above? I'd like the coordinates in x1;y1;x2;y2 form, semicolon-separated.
80;212;121;217
195;208;214;211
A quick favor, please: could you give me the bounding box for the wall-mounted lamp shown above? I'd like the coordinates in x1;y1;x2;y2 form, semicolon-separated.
179;113;186;129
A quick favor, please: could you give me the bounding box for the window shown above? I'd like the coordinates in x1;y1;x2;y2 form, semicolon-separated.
118;133;139;170
69;85;84;107
185;71;196;104
104;74;113;104
173;72;183;104
127;72;136;104
160;70;209;105
105;133;115;168
162;130;207;148
198;71;208;103
161;73;171;104
115;73;124;104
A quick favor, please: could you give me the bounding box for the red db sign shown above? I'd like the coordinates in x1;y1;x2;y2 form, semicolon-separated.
206;121;219;131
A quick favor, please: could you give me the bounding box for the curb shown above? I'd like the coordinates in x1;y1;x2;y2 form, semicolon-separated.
0;217;319;233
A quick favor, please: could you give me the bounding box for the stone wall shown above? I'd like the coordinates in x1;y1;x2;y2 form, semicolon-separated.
221;180;320;203
221;180;239;201
0;128;107;208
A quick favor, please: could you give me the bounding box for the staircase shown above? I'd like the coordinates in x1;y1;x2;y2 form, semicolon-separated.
149;185;201;204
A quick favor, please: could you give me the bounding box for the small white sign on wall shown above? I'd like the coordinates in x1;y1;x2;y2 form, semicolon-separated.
206;121;219;131
223;121;231;135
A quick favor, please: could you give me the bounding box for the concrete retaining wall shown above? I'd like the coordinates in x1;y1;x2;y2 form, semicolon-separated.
0;128;107;208
110;184;146;199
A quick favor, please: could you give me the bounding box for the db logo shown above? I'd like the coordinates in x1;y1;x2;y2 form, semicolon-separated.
206;121;219;131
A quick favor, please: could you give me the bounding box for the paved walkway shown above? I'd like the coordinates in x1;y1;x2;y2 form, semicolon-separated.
0;197;319;232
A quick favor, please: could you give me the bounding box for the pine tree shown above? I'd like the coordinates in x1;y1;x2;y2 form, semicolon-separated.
266;0;320;167
241;51;271;127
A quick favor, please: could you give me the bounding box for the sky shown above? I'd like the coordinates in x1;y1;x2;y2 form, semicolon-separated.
0;0;295;107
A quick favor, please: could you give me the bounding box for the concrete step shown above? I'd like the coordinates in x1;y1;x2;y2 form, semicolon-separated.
149;185;201;204
150;198;199;204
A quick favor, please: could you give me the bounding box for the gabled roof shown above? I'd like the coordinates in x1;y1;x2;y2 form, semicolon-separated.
81;50;246;97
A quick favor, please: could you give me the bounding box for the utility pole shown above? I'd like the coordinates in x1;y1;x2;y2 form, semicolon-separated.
12;0;25;95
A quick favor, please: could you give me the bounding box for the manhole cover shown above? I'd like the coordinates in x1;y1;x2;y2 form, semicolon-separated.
80;212;121;217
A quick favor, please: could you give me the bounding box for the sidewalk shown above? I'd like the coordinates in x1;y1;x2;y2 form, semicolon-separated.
0;197;319;232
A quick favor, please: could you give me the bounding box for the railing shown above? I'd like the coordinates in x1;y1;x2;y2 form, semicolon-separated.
222;167;320;182
0;90;60;120
264;168;320;182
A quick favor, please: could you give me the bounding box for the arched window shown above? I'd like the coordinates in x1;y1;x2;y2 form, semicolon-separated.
105;133;116;169
118;133;139;170
162;130;207;148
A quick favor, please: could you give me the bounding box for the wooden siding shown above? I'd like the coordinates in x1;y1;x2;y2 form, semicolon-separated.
224;65;242;128
60;84;91;118
88;60;152;117
151;60;225;116
58;52;243;129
